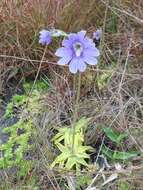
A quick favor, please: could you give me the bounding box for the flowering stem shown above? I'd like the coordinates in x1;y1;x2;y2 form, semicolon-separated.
76;73;81;108
72;73;81;153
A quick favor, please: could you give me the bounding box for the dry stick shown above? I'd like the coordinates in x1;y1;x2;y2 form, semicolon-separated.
101;0;143;25
114;7;143;24
50;162;143;178
0;55;142;77
29;46;48;96
118;38;133;135
86;168;104;190
66;175;76;190
23;46;48;110
118;38;133;94
0;55;52;64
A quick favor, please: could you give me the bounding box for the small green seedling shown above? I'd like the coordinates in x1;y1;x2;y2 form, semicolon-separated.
102;127;140;160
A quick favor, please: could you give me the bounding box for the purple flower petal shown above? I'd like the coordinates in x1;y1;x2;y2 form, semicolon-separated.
82;37;95;48
69;58;78;73
77;30;86;40
55;47;72;58
93;29;102;40
69;58;87;73
83;47;100;57
62;33;77;48
58;56;71;65
39;29;52;45
83;56;98;65
77;58;87;72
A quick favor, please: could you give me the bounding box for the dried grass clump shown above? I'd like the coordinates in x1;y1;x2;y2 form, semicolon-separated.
0;0;105;93
0;0;104;59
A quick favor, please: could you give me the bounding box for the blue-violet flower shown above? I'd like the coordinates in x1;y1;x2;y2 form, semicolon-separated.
39;29;52;45
55;30;100;74
93;29;102;41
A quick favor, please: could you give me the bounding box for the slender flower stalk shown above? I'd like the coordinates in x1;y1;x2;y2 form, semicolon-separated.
72;73;81;153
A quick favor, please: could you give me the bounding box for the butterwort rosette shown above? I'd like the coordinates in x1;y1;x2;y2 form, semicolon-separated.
55;31;100;74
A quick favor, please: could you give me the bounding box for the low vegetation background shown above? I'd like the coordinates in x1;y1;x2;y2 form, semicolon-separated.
0;0;143;189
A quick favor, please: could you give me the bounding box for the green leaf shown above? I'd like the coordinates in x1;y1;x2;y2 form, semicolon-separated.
103;127;127;144
56;143;68;153
97;72;112;89
77;146;94;153
75;117;90;132
117;133;128;143
65;157;77;170
113;151;139;160
74;133;83;148
77;158;88;167
102;145;139;160
51;152;70;168
56;152;70;162
64;128;72;145
4;102;14;118
76;153;89;159
77;175;92;189
52;132;63;142
118;181;130;190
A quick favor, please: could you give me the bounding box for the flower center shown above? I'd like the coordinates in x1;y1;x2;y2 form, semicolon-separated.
73;42;83;57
